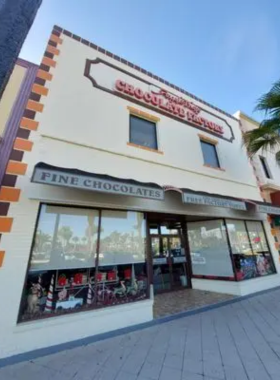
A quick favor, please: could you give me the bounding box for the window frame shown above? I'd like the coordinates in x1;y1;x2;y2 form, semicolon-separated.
259;156;272;179
129;113;159;151
200;138;221;169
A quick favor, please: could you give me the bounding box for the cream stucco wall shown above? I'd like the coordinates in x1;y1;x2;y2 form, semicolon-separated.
0;64;26;136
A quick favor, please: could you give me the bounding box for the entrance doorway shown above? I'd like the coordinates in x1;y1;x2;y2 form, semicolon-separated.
148;217;191;294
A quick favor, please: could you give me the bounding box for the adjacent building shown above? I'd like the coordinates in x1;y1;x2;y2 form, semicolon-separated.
0;0;42;99
0;26;279;358
0;58;38;189
236;111;280;257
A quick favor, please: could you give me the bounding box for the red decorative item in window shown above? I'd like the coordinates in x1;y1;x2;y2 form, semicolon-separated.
96;273;103;282
124;269;132;279
107;271;116;281
74;273;83;284
254;237;261;243
58;274;67;287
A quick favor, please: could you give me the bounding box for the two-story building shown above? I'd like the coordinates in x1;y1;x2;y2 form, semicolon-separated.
0;26;279;358
236;111;280;257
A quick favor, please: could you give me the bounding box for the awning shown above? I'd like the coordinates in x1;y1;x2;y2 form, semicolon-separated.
31;163;165;201
31;163;280;214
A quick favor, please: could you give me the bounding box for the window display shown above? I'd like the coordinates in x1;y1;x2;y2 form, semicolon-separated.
187;219;234;278
19;206;148;323
225;220;275;281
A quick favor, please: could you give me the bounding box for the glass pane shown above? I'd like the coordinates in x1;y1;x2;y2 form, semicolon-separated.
201;141;219;167
130;115;157;149
160;226;179;235
150;226;159;235
246;221;268;253
99;210;146;265
30;205;99;271
153;264;171;292
226;219;252;255
187;219;234;277
256;253;275;276
172;263;188;287
169;237;184;257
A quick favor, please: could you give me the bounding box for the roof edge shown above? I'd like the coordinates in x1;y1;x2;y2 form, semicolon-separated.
53;25;238;122
235;110;260;127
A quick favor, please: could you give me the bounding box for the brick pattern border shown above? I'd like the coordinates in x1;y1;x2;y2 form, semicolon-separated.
52;25;238;122
0;28;63;268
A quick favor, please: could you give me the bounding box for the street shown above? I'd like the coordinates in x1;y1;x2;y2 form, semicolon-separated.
1;288;280;379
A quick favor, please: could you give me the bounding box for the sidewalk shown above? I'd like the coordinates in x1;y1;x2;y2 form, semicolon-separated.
1;288;280;379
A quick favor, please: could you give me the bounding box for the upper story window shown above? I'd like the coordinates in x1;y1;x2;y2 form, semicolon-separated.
130;115;158;150
259;156;272;179
200;140;220;168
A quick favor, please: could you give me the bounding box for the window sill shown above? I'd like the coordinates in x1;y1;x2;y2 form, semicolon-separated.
203;164;225;172
127;142;163;155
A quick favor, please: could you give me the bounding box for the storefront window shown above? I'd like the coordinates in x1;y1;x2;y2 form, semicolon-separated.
225;220;275;281
246;221;268;253
226;220;252;255
30;205;99;271
187;220;234;278
19;206;148;323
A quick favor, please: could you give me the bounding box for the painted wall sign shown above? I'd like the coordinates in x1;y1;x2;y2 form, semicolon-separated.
256;204;280;215
182;192;247;210
84;58;235;142
115;80;224;135
32;167;165;200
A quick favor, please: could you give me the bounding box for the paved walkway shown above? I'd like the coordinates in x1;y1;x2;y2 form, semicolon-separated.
2;288;280;379
153;289;235;318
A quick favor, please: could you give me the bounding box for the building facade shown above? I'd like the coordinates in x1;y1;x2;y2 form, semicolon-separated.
0;58;38;189
0;0;42;99
236;111;280;257
0;26;279;358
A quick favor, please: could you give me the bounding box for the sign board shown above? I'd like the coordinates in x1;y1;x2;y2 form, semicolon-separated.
182;192;247;210
256;204;280;215
84;58;235;142
173;256;187;263
32;167;165;201
153;258;167;265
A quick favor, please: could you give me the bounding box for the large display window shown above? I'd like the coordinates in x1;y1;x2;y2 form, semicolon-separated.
187;219;235;279
226;220;275;281
19;205;148;323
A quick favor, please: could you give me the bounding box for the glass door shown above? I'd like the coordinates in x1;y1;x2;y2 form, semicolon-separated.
169;236;188;289
152;236;172;292
151;234;188;294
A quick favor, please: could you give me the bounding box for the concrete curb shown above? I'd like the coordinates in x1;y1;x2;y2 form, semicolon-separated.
1;285;280;368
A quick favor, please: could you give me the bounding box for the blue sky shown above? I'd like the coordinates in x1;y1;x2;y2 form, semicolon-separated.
20;0;280;120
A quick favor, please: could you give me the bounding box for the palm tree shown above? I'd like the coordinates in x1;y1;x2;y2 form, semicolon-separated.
243;79;280;163
72;236;80;251
58;226;73;250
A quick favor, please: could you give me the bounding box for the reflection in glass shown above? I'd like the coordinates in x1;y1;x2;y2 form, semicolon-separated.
226;220;252;255
188;219;234;277
160;226;179;235
246;221;268;253
99;210;146;266
30;205;99;271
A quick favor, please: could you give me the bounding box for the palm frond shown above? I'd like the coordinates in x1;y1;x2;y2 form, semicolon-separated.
255;79;280;118
242;117;280;157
